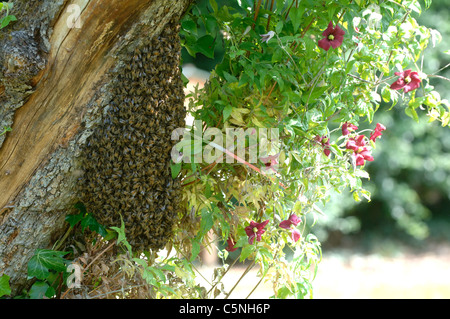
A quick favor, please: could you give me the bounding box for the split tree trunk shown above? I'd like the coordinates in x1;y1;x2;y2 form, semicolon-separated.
0;0;192;296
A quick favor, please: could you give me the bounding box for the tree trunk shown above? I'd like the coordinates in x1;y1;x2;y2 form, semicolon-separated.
0;0;192;296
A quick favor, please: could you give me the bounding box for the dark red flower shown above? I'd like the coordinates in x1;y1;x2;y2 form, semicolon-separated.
225;237;238;252
390;69;421;93
342;122;358;136
318;21;345;51
245;220;269;244
315;135;331;157
279;214;302;243
346;134;374;166
369;123;386;142
279;214;301;229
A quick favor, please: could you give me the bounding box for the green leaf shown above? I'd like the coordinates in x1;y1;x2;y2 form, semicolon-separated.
209;0;218;13
199;209;214;237
0;274;11;297
80;213;107;237
0;15;16;29
171;162;182;179
277;286;292;299
151;268;166;282
240;244;256;261
29;281;50;299
110;216;132;255
289;6;304;33
195;35;215;59
381;86;391;103
74;202;87;215
275;20;283;34
405;105;419;122
181;19;198;35
190;239;201;261
223;104;232;122
65;213;83;228
27;249;70;280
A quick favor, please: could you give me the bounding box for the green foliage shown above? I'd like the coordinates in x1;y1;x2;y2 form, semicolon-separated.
23;203;111;299
0;2;16;29
27;249;70;280
174;0;450;298
0;274;11;298
66;202;108;238
26;249;71;299
0;126;11;136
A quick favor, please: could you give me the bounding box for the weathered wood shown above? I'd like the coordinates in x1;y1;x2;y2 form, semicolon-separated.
0;0;192;296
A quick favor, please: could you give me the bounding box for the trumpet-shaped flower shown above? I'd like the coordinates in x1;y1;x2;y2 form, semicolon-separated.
342;122;358;136
369;123;386;142
346;134;374;166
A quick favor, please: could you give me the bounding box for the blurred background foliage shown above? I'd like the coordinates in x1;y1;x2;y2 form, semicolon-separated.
182;0;450;253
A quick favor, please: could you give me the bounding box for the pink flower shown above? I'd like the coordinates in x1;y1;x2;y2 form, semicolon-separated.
279;214;301;229
369;123;386;142
354;149;374;166
342;122;358;136
225;237;238;252
346;134;366;152
318;21;345;51
279;214;302;243
346;134;374;166
390;69;421;93
315;135;331;157
245;220;269;244
291;229;301;242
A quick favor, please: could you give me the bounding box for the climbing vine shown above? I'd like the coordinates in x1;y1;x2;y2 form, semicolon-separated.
172;0;450;298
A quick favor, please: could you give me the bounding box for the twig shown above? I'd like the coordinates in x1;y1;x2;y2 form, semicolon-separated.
266;0;275;31
428;74;450;82
245;273;265;299
224;260;256;299
432;62;450;75
207;254;240;297
252;0;263;29
84;241;116;272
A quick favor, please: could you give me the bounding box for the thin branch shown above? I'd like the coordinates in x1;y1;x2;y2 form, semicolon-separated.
266;0;275;31
428;74;450;82
432;62;450;75
224;260;256;299
207;255;240;297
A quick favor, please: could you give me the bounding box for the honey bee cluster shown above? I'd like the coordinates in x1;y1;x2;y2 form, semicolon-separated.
79;21;186;252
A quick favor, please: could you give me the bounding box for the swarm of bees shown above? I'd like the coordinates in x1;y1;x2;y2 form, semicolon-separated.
79;21;186;252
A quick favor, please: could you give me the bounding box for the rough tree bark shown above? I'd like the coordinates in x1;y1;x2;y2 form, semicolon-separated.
0;0;192;296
